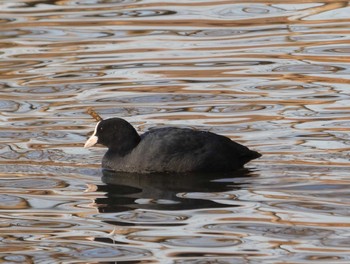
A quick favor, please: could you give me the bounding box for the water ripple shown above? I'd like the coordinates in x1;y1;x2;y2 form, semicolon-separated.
1;0;350;263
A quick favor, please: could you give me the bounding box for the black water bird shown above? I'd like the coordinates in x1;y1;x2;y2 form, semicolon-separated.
84;117;261;173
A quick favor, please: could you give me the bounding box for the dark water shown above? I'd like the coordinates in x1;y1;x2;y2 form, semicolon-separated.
1;0;350;263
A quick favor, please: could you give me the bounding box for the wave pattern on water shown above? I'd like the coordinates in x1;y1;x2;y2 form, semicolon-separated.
0;0;350;262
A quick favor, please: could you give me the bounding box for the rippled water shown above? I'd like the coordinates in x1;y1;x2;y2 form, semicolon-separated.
1;0;350;263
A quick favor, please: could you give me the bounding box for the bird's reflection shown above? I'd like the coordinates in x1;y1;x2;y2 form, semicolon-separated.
95;169;254;212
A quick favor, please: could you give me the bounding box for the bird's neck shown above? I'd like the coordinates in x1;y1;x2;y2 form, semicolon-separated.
108;135;140;157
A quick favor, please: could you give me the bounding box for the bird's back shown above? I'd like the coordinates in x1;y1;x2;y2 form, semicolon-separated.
118;127;260;173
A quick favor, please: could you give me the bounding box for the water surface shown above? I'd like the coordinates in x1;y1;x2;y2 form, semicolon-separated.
1;0;350;263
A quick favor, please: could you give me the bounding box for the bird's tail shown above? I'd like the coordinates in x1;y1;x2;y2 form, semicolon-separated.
240;149;262;166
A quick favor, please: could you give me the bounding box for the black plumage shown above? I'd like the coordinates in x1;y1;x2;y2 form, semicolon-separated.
85;118;261;173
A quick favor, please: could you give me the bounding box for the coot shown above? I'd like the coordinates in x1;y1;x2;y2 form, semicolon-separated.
84;118;261;173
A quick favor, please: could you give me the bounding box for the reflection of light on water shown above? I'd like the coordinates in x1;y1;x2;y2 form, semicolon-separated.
0;0;350;262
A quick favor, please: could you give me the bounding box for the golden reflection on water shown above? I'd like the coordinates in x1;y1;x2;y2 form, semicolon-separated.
0;0;350;262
